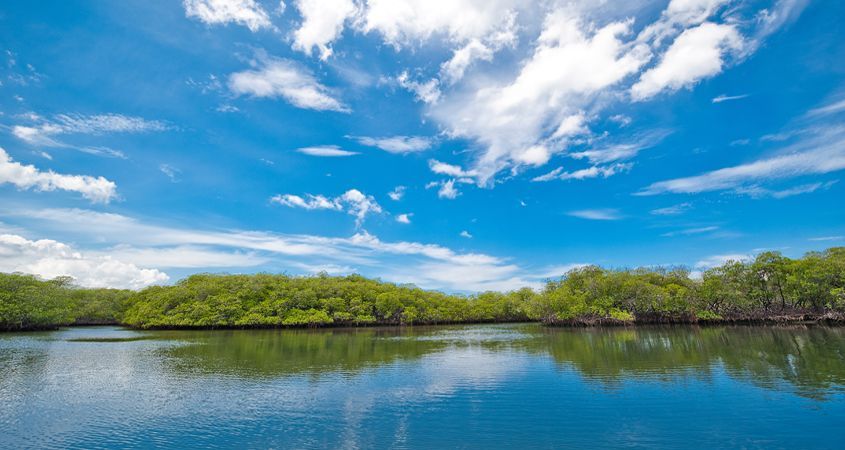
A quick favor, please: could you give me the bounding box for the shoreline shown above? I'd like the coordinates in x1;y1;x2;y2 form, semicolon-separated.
4;313;844;333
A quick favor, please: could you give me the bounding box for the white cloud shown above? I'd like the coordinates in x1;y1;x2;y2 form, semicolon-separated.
734;180;838;199
395;213;412;224
388;186;405;201
428;159;476;178
567;208;622;221
432;11;651;184
712;93;749;103
807;98;845;117
296;145;359;157
440;40;495;85
0;147;117;203
3;207;552;292
291;0;358;60
270;194;341;210
271;188;383;226
183;0;272;32
11;113;169;158
159;164;181;182
0;233;168;289
361;0;522;49
661;225;719;237
228;56;349;112
351;135;433;154
437;179;459;199
532;163;632;182
396;71;441;104
459;230;472;239
632;22;744;100
808;236;843;242
638;126;845;195
650;202;692;215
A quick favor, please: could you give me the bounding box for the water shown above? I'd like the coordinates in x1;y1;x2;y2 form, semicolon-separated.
1;324;844;449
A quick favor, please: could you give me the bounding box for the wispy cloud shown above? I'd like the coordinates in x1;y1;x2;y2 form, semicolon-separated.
296;145;359;157
650;202;692;216
159;164;181;182
11;113;170;158
533;163;632;182
734;180;838;199
806;98;845;117
351;135;433;154
808;235;843;242
228;55;349;112
712;93;749;103
638;126;845;196
661;225;719;237
567;209;622;221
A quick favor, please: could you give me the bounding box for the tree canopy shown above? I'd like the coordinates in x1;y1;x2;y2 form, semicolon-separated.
1;247;843;331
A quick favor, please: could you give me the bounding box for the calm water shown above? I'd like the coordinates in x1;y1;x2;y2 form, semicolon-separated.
1;324;844;449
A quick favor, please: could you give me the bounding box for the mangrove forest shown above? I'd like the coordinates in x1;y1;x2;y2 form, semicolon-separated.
2;247;844;331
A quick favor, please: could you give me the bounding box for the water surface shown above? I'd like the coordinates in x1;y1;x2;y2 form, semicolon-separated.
2;324;844;449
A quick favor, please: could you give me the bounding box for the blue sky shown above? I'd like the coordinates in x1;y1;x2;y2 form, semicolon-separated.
1;0;843;291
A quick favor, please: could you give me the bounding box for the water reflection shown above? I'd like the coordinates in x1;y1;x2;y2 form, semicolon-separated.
143;324;845;399
1;324;844;449
521;325;845;399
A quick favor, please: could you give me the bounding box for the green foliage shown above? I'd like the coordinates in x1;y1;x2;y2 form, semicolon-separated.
0;273;132;331
120;273;534;329
531;248;845;324
1;247;844;331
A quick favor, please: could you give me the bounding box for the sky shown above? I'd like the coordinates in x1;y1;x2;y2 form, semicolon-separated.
0;0;844;292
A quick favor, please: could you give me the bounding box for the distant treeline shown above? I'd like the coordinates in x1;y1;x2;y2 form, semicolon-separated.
1;248;844;331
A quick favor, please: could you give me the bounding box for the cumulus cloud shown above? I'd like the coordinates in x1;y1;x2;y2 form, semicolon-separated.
271;188;383;226
296;145;359;157
0;233;168;289
0;147;117;203
432;11;651;184
632;22;744;100
228;56;349;112
395;213;412;224
350;135;433;154
183;0;272;31
291;0;358;60
459;230;472;239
